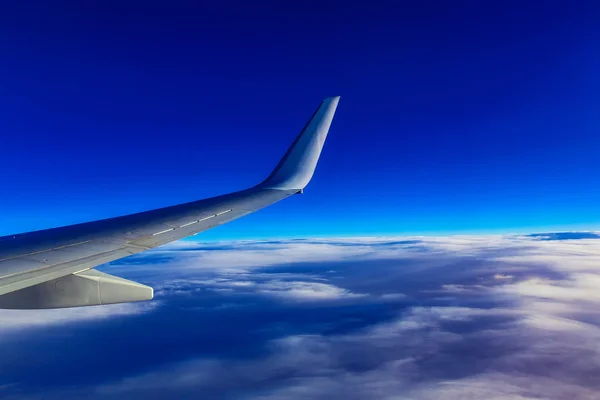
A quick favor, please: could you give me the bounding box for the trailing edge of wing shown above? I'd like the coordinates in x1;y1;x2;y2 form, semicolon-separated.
260;96;340;191
0;269;153;309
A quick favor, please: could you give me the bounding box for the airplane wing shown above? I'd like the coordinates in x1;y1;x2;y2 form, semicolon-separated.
0;96;340;309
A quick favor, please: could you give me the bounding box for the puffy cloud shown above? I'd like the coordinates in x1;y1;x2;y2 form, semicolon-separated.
0;301;158;332
256;280;365;301
380;293;407;300
122;233;600;399
156;277;365;302
139;240;391;270
86;302;600;399
5;232;600;399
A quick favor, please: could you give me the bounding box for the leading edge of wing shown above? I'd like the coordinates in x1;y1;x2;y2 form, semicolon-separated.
259;96;340;191
0;95;341;249
0;97;341;305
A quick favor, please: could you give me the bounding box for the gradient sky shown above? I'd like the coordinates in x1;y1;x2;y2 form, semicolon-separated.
2;1;600;239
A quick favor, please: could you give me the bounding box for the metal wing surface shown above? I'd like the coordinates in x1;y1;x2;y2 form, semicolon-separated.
0;96;340;309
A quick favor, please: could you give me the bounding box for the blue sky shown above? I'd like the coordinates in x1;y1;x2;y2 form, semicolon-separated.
2;1;600;239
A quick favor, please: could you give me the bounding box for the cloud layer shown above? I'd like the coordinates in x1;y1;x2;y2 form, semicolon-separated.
3;233;600;399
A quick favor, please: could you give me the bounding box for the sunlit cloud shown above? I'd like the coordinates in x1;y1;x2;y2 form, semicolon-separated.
0;301;159;332
6;232;600;399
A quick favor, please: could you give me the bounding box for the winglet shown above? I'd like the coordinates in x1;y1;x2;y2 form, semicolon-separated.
260;96;340;191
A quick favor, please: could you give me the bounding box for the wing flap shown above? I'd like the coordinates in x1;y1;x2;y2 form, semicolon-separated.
0;269;153;309
0;248;134;297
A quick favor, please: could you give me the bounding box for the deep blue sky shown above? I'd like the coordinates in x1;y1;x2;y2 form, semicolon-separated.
2;1;600;239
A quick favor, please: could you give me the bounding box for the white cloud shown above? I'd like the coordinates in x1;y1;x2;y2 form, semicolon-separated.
522;314;600;334
380;293;406;300
498;276;600;303
0;301;158;332
87;307;463;398
155;276;365;302
101;234;600;399
257;280;365;301
124;237;436;273
404;372;600;400
145;241;380;270
8;233;600;399
87;301;600;400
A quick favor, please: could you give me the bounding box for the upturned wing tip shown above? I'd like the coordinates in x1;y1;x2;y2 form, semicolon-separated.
260;96;340;191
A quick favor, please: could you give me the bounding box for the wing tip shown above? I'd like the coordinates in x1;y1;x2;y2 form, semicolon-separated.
260;96;340;191
323;95;341;104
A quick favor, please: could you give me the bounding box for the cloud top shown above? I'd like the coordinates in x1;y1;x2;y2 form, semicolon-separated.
4;232;600;399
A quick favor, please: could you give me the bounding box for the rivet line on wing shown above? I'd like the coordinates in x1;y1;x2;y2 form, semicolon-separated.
151;209;233;236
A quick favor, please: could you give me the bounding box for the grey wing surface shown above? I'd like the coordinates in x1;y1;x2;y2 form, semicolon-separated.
0;96;340;309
